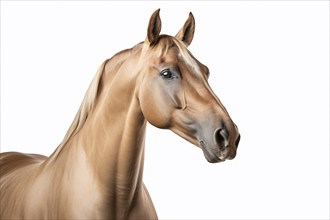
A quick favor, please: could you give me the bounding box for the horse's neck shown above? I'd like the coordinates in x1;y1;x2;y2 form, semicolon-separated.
85;92;146;174
80;92;147;205
46;50;147;214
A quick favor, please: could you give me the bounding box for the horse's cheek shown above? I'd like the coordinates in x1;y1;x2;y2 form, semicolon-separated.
139;88;172;129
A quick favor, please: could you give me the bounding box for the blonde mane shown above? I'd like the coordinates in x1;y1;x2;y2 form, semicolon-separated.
49;60;108;157
50;47;136;159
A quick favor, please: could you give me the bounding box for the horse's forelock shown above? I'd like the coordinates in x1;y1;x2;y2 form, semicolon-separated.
147;35;201;76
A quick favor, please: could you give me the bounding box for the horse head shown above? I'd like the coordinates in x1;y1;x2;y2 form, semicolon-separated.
138;9;240;163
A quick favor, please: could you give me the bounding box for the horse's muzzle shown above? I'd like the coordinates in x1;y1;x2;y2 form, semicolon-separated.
202;126;240;163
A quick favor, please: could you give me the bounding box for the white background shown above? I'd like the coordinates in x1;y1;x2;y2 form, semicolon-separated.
1;1;329;219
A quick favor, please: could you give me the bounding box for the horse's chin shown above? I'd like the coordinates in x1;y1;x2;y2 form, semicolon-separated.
199;141;224;163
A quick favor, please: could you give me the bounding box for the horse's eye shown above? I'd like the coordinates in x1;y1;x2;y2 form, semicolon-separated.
160;69;173;79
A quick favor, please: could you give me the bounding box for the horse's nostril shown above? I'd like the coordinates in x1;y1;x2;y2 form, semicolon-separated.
235;134;241;148
215;128;228;151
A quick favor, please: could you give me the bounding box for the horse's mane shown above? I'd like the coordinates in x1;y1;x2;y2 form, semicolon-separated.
60;60;107;147
49;60;107;158
49;48;134;159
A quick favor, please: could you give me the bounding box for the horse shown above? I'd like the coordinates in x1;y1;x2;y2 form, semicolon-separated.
0;9;240;219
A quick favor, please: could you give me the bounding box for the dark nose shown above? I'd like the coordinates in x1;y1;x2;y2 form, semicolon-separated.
214;128;229;151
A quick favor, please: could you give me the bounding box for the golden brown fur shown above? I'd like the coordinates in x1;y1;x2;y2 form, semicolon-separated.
0;10;240;219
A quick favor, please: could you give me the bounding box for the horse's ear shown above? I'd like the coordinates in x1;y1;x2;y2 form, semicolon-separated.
175;12;195;46
147;9;162;46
